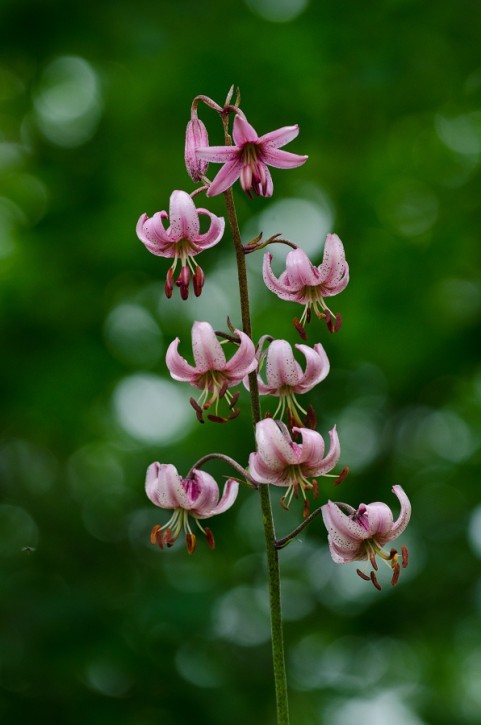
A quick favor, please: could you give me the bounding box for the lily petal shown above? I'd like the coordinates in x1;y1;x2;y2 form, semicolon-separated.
295;343;330;392
188;470;220;514
387;485;412;541
255;419;298;467
207;158;244;197
165;337;199;383
259;124;300;148
262;147;308;170
232;114;259;145
191;321;226;371
168;190;200;241
223;329;257;381
194;209;225;248
196;145;240;163
204;478;239;517
265;339;300;388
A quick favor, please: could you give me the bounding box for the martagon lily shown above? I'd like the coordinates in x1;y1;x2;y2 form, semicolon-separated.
246;337;330;427
321;485;411;589
136;190;224;300
249;418;341;515
263;234;349;333
196;111;308;198
146;462;239;553
166;320;257;421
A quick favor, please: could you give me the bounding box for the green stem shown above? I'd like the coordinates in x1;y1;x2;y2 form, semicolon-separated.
222;173;289;723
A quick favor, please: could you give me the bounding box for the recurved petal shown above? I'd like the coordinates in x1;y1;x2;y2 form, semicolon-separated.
262;147;309;169
294;343;330;392
255;418;298;467
265;339;300;388
194;210;225;248
168;190;200;241
318;234;349;289
165;337;199;383
223;329;257;381
360;502;394;538
137;212;173;254
188;470;220;515
259;124;300;148
203;478;239;517
191;321;226;372
248;451;289;485
232;114;259;145
327;535;366;563
145;462;181;509
206;159;243;197
262;253;299;301
321;500;370;544
387;485;412;541
285;248;322;288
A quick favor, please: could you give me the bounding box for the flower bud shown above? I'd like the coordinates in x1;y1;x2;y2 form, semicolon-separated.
185;118;209;181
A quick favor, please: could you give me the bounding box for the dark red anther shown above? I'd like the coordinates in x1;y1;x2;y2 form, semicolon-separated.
207;414;228;423
218;380;229;400
279;495;289;511
193;265;205;297
391;562;401;586
334;312;343;332
227;408;241;421
150;524;162;547
311;479;319;499
304;404;317;430
401;545;409;568
303;499;310;518
293;317;308;340
189;397;205;423
334;466;350;486
165;268;174;299
185;533;197;555
176;266;190;300
306;307;311;324
229;391;240;409
388;548;398;561
370;571;382;591
369;552;378;571
164;529;175;548
205;527;215;550
356;569;371;582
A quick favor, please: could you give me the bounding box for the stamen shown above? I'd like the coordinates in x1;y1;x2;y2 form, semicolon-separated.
164;529;175;548
185;533;197;555
369;551;378;571
356;569;371;582
193;265;205;297
207;414;228;423
391;563;401;586
150;524;162;546
311;479;319;499
304;404;317;430
293;317;308;340
165;268;174;299
303;499;310;518
334;466;350;486
229;391;240;409
205;527;215;550
218;380;229;400
401;545;409;568
334;312;343;332
280;495;289;511
370;571;382;591
189;397;205;424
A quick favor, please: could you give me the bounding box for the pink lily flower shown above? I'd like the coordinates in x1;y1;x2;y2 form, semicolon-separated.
321;485;411;589
146;462;239;553
249;418;341;514
136;189;224;300
166;321;257;420
246;338;330;427
263;234;349;333
196;111;308;198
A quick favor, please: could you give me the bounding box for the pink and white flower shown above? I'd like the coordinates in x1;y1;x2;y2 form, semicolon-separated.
196;111;308;198
146;462;239;553
136;190;224;299
249;418;341;513
321;485;411;589
263;235;349;332
246;338;330;426
166;321;257;417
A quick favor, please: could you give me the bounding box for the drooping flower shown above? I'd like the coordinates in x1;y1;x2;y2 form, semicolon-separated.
249;418;341;514
246;337;330;427
166;320;257;421
196;111;308;198
321;485;411;589
146;462;239;553
185;117;209;182
136;190;224;300
263;235;349;333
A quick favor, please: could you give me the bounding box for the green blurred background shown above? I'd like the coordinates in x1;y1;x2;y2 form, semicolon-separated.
1;0;481;723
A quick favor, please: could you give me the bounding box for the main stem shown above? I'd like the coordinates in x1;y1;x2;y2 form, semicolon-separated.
223;184;290;725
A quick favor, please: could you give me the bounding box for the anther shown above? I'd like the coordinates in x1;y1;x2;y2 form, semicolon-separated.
391;563;401;586
311;479;319;499
185;533;197;555
293;317;308;340
150;524;162;546
193;265;205;297
356;569;371;582
280;495;289;511
334;466;350;486
370;571;382;591
304;404;317;430
207;414;228;423
218;380;229;400
303;499;310;518
229;391;240;409
205;527;215;550
165;268;174;299
189;397;205;423
401;545;409;568
369;552;378;571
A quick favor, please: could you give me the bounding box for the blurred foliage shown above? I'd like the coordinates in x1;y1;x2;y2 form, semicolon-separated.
1;0;481;723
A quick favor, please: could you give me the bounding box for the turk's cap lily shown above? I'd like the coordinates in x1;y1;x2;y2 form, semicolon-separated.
321;485;411;589
249;418;341;513
136;190;225;299
166;321;257;414
196;111;308;198
146;462;239;553
263;234;349;330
